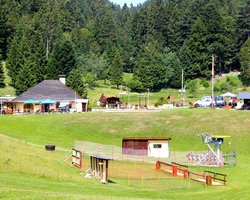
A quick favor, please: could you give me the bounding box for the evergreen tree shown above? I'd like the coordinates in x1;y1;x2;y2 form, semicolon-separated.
134;42;165;90
0;0;21;60
108;48;124;89
15;60;37;95
239;37;250;86
162;48;182;88
7;22;33;88
178;44;193;80
47;38;76;79
236;1;250;49
0;62;5;88
186;18;209;77
66;68;87;98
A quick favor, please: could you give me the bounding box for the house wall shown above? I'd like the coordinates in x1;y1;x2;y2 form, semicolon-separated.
148;140;169;158
122;140;148;156
75;102;82;112
15;102;24;112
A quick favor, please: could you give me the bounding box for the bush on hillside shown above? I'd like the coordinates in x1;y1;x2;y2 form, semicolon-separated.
200;79;209;88
186;80;198;97
226;76;239;87
220;82;232;92
127;79;144;92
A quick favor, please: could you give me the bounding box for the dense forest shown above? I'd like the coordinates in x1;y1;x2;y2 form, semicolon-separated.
0;0;249;96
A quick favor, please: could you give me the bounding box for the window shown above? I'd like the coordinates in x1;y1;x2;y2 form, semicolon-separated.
153;144;162;148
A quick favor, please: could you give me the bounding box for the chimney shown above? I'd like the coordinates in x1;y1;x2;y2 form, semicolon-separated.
59;75;66;85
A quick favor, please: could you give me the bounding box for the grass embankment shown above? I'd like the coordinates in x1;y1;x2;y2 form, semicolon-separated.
0;109;250;199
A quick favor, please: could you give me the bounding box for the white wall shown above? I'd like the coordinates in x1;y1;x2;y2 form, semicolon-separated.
148;140;169;158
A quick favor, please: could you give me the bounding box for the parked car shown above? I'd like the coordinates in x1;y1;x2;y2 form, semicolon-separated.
194;96;225;108
214;96;225;107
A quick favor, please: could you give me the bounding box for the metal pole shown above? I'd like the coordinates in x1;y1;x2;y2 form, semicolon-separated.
0;97;2;114
182;69;184;107
212;55;215;109
147;89;149;108
128;88;130;108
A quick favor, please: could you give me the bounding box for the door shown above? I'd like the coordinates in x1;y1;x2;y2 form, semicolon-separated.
82;103;86;112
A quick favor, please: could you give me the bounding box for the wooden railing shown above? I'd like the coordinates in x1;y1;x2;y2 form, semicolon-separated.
156;161;227;186
204;170;227;185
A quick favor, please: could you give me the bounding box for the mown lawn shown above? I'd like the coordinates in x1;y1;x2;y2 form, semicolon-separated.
0;109;249;199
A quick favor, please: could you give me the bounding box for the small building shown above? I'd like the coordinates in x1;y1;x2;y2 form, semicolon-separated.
122;138;171;158
11;76;88;113
238;92;250;106
89;154;113;184
98;94;121;108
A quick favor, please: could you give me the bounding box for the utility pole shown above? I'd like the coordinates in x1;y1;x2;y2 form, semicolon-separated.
181;68;184;107
211;55;215;109
127;87;130;108
147;89;150;108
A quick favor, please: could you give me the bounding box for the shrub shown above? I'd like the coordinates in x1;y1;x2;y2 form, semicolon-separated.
220;82;232;92
187;80;198;97
200;79;209;88
127;79;143;92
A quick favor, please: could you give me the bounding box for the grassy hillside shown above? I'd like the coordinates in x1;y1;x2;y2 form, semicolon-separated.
0;109;249;199
0;62;15;96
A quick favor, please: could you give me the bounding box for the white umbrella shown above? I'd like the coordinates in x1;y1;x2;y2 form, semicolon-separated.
220;92;237;98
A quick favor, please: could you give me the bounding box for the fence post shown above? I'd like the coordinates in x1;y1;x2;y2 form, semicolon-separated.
206;176;212;185
172;166;177;176
156;161;161;170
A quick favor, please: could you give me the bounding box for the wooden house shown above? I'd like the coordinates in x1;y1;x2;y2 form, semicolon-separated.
122;138;171;158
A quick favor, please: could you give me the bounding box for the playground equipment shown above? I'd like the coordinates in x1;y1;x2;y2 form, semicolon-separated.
84;154;113;184
186;134;236;167
156;161;227;186
72;148;83;168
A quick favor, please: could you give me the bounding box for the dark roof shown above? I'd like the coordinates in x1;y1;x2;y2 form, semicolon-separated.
238;92;250;99
122;138;171;141
13;80;82;102
90;154;113;160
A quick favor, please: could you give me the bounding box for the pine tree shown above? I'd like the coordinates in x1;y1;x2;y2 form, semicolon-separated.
15;60;37;95
7;22;33;88
0;62;5;88
108;48;124;89
239;37;250;86
162;48;182;88
178;44;193;80
133;42;165;90
236;1;250;49
66;68;87;98
186;18;209;77
47;38;76;79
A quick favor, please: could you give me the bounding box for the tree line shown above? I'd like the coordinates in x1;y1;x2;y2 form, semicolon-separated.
0;0;249;96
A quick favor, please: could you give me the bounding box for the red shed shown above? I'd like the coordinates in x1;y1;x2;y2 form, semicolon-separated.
122;138;171;158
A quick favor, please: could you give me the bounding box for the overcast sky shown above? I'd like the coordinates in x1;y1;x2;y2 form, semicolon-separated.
111;0;146;7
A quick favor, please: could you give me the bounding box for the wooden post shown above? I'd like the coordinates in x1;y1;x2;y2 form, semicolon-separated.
172;166;177;176
183;170;189;179
105;160;109;183
206;176;212;185
156;161;161;170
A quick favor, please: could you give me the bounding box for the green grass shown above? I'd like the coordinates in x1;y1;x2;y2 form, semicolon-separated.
0;62;15;96
0;109;250;199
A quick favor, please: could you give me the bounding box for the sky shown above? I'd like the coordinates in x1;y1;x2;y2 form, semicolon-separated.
111;0;146;7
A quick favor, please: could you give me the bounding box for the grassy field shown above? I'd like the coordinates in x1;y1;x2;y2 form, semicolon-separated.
0;109;250;199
